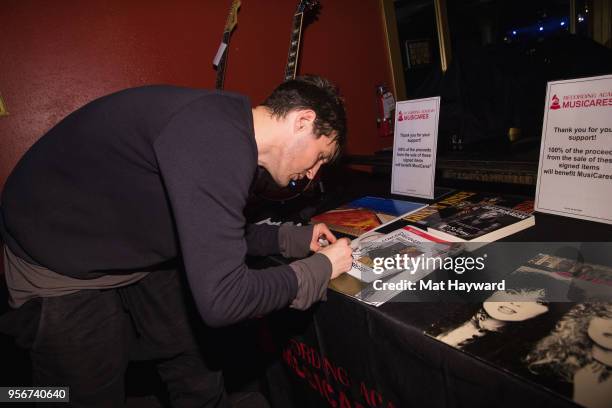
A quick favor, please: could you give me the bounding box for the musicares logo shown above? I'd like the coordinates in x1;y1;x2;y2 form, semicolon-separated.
550;94;561;110
550;92;612;109
397;110;431;121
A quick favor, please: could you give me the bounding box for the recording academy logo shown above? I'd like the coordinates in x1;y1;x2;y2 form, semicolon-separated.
550;94;561;110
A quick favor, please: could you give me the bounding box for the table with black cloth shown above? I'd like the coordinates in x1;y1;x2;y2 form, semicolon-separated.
251;169;612;408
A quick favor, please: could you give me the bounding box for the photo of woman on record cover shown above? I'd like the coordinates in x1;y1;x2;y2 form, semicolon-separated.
524;303;612;408
427;268;573;349
424;266;575;388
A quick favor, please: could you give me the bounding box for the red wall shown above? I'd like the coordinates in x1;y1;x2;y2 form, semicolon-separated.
0;0;394;190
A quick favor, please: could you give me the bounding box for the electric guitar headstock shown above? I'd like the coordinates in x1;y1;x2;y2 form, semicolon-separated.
296;0;319;15
284;0;320;81
224;0;241;34
215;0;241;90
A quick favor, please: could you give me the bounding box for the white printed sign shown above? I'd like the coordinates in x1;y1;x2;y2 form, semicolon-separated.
391;97;440;199
535;74;612;224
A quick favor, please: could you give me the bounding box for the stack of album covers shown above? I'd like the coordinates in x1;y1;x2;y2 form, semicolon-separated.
319;192;536;306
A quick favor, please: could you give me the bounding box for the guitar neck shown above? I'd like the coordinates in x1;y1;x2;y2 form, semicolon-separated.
215;31;232;90
284;12;304;81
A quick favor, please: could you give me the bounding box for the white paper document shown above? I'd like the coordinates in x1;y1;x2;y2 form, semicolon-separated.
391;97;440;199
535;74;612;224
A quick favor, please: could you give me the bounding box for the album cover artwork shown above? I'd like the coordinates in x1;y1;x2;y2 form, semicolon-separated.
311;196;426;237
423;254;612;408
377;191;535;243
433;204;533;241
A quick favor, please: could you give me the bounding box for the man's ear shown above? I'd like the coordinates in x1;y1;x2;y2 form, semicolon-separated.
294;109;316;134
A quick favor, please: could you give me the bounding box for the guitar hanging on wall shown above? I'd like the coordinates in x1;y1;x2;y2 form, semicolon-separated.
213;0;241;90
283;0;320;82
254;0;321;201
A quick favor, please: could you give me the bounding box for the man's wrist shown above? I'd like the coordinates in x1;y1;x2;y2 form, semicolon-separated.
289;253;332;310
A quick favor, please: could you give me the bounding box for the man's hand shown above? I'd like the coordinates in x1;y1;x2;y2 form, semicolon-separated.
318;238;353;279
309;223;338;252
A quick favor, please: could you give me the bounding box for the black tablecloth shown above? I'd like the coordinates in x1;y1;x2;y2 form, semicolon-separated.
257;171;612;408
265;291;580;408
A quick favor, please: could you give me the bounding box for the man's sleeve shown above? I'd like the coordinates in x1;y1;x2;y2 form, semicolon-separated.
243;223;281;256
278;224;314;258
245;223;315;258
153;96;299;327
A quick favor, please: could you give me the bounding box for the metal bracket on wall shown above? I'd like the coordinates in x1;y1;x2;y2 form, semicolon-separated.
0;93;8;116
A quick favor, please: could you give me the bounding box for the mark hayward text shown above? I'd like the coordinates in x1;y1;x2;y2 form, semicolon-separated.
373;279;506;292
